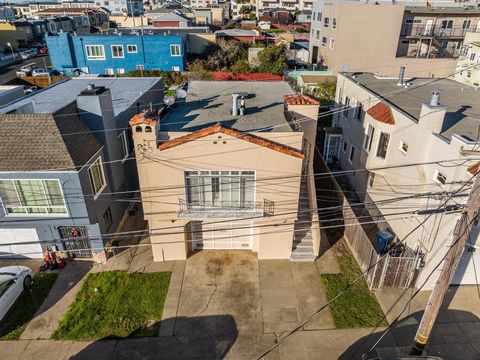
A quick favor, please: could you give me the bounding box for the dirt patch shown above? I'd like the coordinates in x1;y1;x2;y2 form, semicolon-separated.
206;253;234;276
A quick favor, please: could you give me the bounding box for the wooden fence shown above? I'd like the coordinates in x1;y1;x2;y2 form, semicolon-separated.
316;156;419;289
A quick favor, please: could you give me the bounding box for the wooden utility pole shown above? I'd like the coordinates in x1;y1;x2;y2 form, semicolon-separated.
410;175;480;355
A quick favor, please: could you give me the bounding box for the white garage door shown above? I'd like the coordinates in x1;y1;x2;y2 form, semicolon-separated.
192;222;253;250
0;229;43;259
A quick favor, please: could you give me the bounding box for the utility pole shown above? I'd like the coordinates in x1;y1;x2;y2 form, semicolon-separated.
410;174;480;355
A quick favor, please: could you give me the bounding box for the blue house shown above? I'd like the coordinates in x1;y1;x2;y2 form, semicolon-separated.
46;32;185;75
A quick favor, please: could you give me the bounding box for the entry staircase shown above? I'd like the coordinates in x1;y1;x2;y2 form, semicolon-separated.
290;176;316;261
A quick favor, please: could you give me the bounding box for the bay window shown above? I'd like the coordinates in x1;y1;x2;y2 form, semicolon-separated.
0;179;67;215
185;171;255;210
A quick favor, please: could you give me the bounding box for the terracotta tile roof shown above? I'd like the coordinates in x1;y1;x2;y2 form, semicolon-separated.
284;94;320;106
366;102;395;125
158;123;305;159
129;110;158;127
468;162;480;175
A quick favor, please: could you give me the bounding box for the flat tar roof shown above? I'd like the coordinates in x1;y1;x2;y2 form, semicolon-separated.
0;77;162;117
345;72;480;142
160;81;295;133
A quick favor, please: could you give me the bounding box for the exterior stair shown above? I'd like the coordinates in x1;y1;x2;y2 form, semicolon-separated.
290;176;316;262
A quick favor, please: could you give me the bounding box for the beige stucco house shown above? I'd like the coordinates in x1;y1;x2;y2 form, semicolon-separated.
453;31;480;87
130;81;321;262
325;71;480;289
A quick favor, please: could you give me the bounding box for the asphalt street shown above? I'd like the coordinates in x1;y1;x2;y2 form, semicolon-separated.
0;55;51;85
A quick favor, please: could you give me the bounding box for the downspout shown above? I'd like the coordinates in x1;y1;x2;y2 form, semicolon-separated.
141;34;146;67
79;37;89;74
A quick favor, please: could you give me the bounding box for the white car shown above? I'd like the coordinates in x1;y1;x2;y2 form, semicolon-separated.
0;266;33;321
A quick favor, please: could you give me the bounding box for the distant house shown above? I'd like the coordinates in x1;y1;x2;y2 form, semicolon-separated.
0;77;164;261
454;32;480;87
215;29;262;43
151;12;190;28
46;32;185;75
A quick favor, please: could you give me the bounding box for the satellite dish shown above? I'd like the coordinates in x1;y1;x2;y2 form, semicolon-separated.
175;88;187;99
163;96;176;106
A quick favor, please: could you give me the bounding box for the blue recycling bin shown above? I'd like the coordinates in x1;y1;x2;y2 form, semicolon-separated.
376;231;395;254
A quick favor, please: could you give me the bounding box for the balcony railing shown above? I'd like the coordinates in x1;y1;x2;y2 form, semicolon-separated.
178;198;274;218
400;24;469;38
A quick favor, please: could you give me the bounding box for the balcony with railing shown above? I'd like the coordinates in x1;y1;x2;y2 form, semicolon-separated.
178;198;275;218
400;24;469;38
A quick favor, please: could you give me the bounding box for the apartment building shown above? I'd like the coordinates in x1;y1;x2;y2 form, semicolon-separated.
129;81;322;262
258;0;313;12
454;31;480;87
325;70;480;289
0;77;164;261
95;0;143;16
46;32;185;75
31;7;109;27
309;0;480;77
12;1;97;18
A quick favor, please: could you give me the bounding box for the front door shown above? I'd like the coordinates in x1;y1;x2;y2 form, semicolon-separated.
312;46;319;63
424;19;433;35
323;134;342;163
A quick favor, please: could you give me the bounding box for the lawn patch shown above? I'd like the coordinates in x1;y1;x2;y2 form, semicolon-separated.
320;242;387;328
0;272;58;340
52;271;171;340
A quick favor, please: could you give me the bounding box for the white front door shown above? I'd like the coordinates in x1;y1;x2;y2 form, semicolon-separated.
323;134;342;163
0;228;43;258
424;19;433;35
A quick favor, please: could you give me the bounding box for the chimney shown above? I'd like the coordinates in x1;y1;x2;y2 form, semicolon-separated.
430;88;443;107
129;110;158;155
232;93;240;116
397;66;405;86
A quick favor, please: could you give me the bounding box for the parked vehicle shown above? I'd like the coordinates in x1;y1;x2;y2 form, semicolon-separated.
15;63;36;77
19;49;37;60
0;266;33;321
32;68;49;77
37;47;48;55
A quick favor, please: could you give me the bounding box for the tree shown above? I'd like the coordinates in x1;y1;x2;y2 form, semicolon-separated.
187;59;212;80
231;59;251;75
257;44;288;74
249;13;256;20
203;40;248;71
239;5;251;14
315;80;336;104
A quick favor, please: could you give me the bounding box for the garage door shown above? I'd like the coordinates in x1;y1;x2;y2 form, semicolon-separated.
0;228;43;259
191;221;253;250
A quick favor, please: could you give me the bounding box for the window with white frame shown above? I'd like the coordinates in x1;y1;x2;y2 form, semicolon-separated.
316;29;320;40
170;44;181;56
363;123;375;152
470;52;476;61
399;140;408;154
0;179;67;215
118;131;129;161
324;16;329;27
127;44;137;53
376;132;390;159
332;18;337;29
185;171;255;209
343;96;350;117
85;45;105;60
88;158;106;198
434;170;447;185
111;45;124;58
321;36;327;46
353;101;364;121
105;68;114;75
405;18;422;24
329;38;335;49
348;145;355;164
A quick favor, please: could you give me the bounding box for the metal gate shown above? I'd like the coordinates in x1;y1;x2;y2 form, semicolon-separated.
58;226;92;258
370;253;419;289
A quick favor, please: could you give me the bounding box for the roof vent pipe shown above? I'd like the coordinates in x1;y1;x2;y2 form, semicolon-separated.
430;88;443;107
397;66;405;86
232;93;240;116
87;83;95;91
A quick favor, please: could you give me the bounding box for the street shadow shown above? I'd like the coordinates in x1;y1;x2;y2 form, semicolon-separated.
339;309;480;360
69;315;238;360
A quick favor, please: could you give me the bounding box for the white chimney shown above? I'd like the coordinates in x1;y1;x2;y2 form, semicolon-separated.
232;93;240;116
430;88;443;107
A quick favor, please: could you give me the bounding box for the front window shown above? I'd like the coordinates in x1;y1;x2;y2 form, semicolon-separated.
343;96;350;117
332;18;336;29
463;20;471;30
111;45;124;58
88;157;106;198
324;17;329;27
0;179;67;215
321;37;327;47
118;131;129;162
170;44;181;56
127;44;137;53
377;132;390;159
184;170;255;210
441;20;453;29
363;124;375;152
85;45;105;60
348;146;355;164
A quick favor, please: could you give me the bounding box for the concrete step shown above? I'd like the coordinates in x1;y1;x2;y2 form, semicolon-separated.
291;246;314;254
290;253;316;262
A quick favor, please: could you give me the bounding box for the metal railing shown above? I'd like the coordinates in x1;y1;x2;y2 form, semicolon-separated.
400;24;470;38
178;198;275;217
